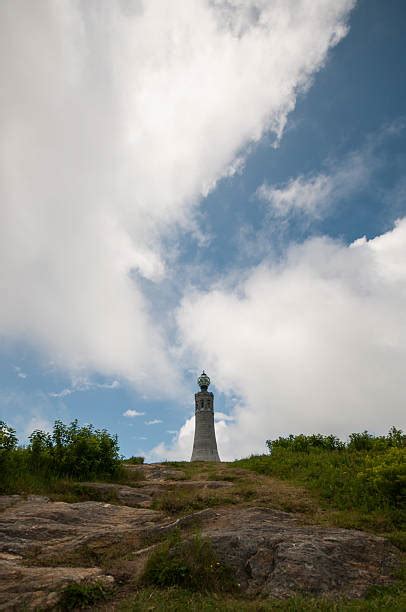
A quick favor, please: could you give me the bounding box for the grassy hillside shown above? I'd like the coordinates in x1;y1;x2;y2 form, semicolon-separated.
1;421;405;610
235;428;405;548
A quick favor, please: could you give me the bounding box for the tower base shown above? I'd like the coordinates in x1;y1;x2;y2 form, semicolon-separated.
191;447;220;462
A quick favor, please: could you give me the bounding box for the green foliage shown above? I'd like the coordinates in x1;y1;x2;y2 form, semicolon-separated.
358;447;406;507
267;427;406;454
143;531;236;593
0;421;18;452
124;455;145;464
42;419;120;478
267;433;344;453
0;419;121;494
58;580;111;609
122;573;406;611
237;427;406;530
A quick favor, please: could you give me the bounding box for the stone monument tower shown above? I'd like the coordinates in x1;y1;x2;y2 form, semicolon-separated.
191;371;220;462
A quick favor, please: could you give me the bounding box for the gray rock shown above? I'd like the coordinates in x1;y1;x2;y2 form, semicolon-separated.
204;507;399;599
0;491;400;608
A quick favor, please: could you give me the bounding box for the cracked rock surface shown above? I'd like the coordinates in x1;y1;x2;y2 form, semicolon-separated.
203;507;399;599
0;465;400;609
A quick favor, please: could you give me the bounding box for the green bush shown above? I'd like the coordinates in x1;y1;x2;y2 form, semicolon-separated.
347;427;406;451
58;580;111;609
0;419;122;494
125;455;145;464
143;531;236;593
0;421;18;452
358;447;406;507
237;427;406;525
27;419;121;479
267;427;405;454
267;433;344;453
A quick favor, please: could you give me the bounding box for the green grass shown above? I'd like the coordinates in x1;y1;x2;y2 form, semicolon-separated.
151;488;234;515
120;570;406;611
58;580;112;609
235;447;405;534
0;450;143;500
142;530;236;593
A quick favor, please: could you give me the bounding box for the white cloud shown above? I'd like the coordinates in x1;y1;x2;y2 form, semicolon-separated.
256;121;405;221
14;366;27;379
145;419;163;426
123;409;145;418
172;219;406;460
257;149;370;219
0;0;355;393
48;378;120;398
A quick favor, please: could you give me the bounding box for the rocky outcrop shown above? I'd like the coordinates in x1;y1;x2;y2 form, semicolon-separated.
0;465;401;609
0;552;113;611
203;507;399;599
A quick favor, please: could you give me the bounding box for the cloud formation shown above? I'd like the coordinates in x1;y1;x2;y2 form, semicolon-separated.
257;146;371;220
256;121;406;222
123;409;145;418
0;0;354;393
145;419;163;426
48;378;120;398
175;219;406;459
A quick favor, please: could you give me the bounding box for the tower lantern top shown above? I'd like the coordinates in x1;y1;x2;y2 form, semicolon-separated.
197;371;210;391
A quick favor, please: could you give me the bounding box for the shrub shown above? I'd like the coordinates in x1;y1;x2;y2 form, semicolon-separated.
58;580;111;609
358;447;406;507
125;455;145;464
267;433;344;453
28;419;121;479
0;419;122;494
237;427;406;523
143;531;236;593
348;427;406;451
0;421;17;453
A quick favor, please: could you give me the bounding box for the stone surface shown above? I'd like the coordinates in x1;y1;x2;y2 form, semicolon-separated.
203;507;399;599
0;552;113;611
0;467;401;608
77;479;233;509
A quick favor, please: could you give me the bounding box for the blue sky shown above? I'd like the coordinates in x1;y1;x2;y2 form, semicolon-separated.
1;0;406;460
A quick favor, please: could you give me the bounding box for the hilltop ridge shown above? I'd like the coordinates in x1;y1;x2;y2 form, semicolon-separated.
0;460;403;610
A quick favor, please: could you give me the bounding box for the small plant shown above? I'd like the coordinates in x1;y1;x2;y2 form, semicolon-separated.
142;531;236;593
0;421;18;453
358;447;406;507
151;489;233;515
58;580;111;609
125;455;145;464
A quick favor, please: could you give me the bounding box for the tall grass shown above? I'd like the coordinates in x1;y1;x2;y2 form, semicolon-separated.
235;428;405;529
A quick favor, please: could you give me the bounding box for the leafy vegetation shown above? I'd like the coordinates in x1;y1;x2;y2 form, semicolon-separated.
236;427;406;534
124;455;145;464
142;530;236;593
0;419;122;494
58;580;112;609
